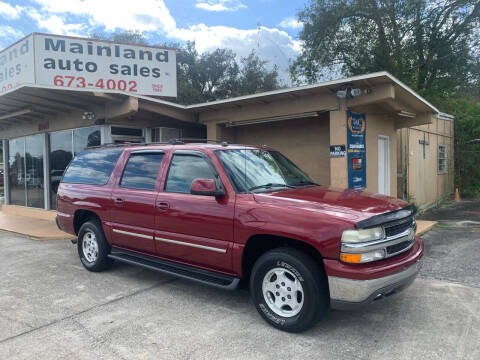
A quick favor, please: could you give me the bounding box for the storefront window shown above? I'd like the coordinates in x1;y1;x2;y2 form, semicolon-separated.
50;130;73;209
8;138;26;206
6;126;103;210
73;127;101;155
26;134;45;208
49;126;101;209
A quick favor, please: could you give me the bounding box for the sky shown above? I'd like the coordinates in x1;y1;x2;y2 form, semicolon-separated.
0;0;307;83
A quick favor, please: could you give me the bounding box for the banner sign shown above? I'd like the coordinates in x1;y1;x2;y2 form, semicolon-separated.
330;145;346;158
1;33;177;97
0;34;35;94
347;111;367;190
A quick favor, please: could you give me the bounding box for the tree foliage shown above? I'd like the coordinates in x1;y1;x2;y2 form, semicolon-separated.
90;31;281;105
291;0;480;100
92;30;148;45
442;97;480;197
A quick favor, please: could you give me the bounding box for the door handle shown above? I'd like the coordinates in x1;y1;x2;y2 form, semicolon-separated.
157;201;170;210
114;198;124;205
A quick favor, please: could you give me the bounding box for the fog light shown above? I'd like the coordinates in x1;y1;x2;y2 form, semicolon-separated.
340;249;386;264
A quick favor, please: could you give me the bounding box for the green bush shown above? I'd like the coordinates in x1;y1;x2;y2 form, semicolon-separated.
441;97;480;198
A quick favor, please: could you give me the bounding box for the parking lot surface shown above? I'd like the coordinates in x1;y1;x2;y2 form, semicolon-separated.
1;201;479;360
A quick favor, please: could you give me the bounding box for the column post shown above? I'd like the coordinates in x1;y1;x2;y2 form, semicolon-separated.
43;133;50;210
329;110;349;189
3;140;9;205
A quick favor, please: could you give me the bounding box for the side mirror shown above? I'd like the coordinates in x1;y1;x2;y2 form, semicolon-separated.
191;178;225;197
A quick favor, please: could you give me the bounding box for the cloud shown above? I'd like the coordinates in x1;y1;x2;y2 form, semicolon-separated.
0;26;24;47
0;1;23;19
279;17;303;29
31;0;176;32
22;0;299;82
172;25;300;83
28;9;86;35
195;0;246;12
0;26;24;48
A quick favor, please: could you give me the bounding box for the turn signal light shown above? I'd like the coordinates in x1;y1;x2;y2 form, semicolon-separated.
340;253;362;263
340;250;386;264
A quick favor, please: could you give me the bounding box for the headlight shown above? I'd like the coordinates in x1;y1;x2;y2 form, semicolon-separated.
341;227;384;243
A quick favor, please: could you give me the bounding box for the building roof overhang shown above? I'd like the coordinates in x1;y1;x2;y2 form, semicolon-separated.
0;84;195;133
0;71;452;134
185;71;442;115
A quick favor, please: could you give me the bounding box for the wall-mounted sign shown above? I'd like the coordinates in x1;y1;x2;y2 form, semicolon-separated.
0;34;35;94
347;111;367;190
0;33;177;97
38;121;49;131
330;145;346;158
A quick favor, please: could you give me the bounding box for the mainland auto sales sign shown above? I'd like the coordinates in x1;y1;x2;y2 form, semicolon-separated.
0;33;177;97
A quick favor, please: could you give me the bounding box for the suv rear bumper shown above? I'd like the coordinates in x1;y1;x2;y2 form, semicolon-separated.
325;237;424;310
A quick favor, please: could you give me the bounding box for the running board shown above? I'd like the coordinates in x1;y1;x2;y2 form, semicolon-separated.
108;247;240;290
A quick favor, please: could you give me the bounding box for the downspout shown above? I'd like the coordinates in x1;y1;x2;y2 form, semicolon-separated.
406;127;410;201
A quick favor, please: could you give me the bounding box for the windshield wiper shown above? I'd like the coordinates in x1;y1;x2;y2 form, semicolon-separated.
292;180;319;187
248;183;295;192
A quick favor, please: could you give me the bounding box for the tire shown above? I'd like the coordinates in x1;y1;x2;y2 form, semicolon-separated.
250;247;329;332
77;219;113;272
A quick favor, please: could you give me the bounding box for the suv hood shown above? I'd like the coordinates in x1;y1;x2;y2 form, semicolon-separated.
253;185;408;225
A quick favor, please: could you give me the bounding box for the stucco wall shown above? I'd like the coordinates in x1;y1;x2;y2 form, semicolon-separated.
230;114;331;185
208;110;399;196
400;116;454;208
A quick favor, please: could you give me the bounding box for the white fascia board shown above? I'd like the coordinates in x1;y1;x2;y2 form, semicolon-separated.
437;112;455;121
184;71;440;114
4;71;441;115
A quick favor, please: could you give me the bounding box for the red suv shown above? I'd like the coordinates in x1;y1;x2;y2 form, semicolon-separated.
56;142;423;332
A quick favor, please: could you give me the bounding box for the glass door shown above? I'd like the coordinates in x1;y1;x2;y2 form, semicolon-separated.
8;138;26;206
50;131;73;210
25;134;45;208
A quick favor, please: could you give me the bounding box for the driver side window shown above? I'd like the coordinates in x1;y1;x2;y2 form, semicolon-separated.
165;153;216;193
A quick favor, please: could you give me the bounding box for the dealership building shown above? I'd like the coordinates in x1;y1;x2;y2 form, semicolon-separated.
0;33;453;214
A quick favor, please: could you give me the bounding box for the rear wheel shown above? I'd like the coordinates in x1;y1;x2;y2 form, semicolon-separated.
77;219;113;272
250;247;328;332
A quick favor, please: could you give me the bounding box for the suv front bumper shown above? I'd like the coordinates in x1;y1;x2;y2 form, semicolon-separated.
325;237;424;310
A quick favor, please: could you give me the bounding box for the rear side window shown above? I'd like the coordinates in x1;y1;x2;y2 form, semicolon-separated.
120;152;165;191
165;154;216;193
62;149;122;185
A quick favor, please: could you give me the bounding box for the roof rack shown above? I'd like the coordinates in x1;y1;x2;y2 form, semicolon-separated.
86;138;230;150
178;138;230;146
86;139;181;149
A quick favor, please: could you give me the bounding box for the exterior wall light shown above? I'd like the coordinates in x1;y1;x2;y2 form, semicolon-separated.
350;88;362;97
82;112;96;121
336;87;362;99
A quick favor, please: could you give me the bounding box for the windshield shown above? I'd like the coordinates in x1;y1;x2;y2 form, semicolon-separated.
215;149;316;193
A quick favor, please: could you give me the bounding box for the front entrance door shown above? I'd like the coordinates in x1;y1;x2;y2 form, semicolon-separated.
378;135;390;195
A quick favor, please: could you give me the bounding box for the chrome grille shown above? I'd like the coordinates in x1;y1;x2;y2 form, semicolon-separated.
386;240;413;256
384;216;414;238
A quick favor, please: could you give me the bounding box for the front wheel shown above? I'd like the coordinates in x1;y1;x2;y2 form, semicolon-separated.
250;247;329;332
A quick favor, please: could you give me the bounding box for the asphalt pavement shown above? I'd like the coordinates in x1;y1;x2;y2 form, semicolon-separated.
0;200;479;359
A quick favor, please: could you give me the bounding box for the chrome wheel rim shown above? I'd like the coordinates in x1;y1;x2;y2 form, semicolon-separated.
82;231;98;263
262;267;304;318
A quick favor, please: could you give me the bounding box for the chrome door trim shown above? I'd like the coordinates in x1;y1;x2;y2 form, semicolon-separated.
155;236;227;253
112;228;153;240
57;212;71;218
